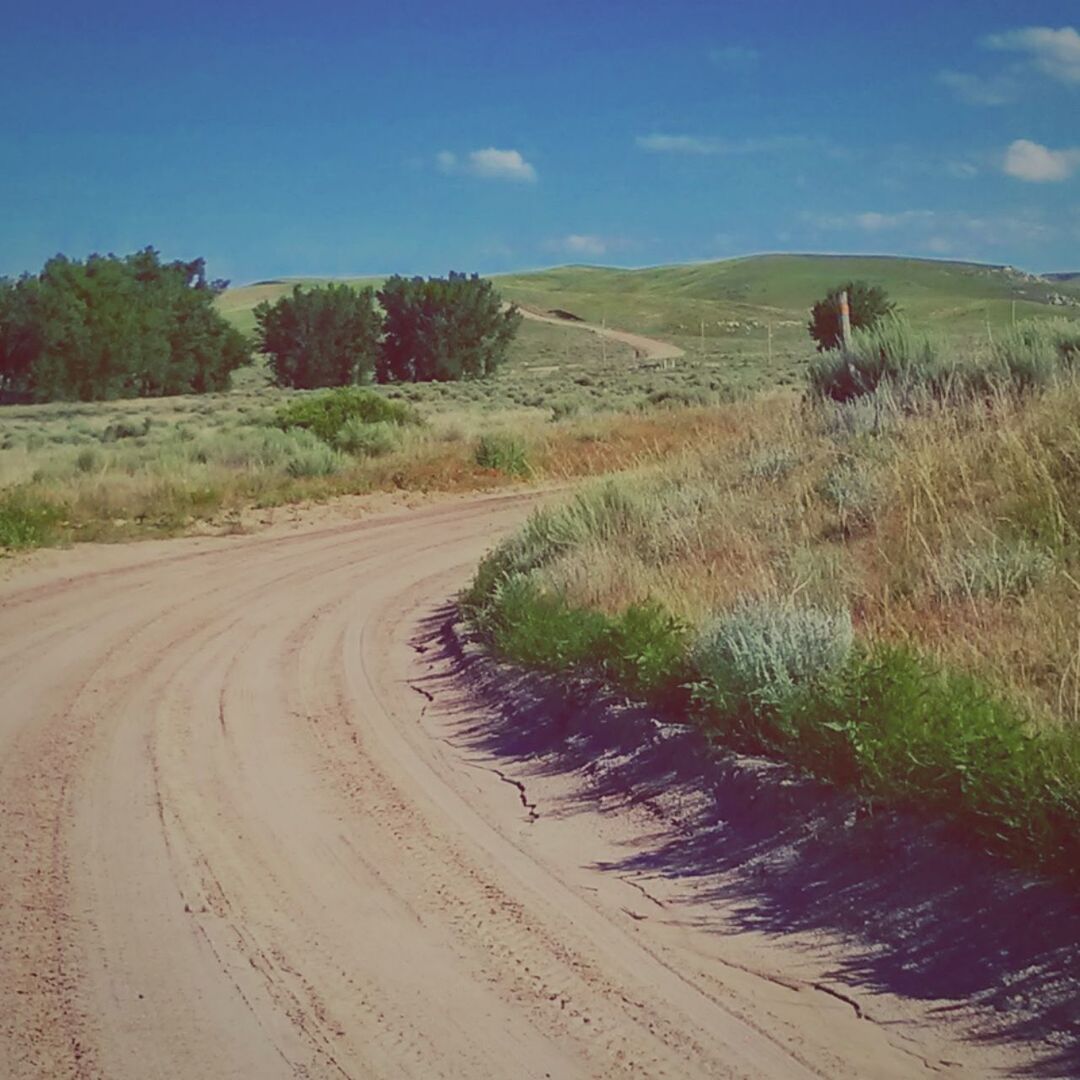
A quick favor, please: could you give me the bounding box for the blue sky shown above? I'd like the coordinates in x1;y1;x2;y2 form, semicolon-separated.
1;1;1077;283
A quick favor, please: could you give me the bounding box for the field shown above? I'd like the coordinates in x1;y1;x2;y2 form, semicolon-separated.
4;254;1080;551
0;317;735;547
221;254;1080;394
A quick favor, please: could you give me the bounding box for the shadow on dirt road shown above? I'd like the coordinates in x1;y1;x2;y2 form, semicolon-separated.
412;604;1080;1079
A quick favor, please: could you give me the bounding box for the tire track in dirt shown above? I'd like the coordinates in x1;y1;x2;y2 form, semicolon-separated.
0;492;1036;1078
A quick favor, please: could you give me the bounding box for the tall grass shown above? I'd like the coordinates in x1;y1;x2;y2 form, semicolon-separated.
811;315;1080;402
465;366;1080;879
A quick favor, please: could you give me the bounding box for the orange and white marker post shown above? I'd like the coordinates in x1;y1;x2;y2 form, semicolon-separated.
839;289;852;349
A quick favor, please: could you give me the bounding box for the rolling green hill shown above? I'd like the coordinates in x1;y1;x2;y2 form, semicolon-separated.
492;254;1080;339
221;254;1080;340
217;255;1080;393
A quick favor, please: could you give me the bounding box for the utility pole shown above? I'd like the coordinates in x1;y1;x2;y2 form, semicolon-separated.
839;289;852;349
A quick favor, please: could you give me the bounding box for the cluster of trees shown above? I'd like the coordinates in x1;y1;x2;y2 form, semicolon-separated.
254;283;381;390
254;272;521;389
0;249;249;402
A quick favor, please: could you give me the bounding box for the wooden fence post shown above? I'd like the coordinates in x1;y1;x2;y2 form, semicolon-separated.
839;289;852;349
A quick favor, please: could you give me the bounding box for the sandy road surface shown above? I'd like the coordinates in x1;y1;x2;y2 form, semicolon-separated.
0;493;1042;1078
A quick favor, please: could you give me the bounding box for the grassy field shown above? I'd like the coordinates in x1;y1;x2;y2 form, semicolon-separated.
0;339;740;548
220;255;1080;396
4;253;1079;554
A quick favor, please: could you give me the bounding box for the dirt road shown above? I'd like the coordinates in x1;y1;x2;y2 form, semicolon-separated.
0;493;1043;1078
518;307;685;363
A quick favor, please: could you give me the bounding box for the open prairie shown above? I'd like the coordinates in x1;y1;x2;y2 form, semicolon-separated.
2;255;1079;1078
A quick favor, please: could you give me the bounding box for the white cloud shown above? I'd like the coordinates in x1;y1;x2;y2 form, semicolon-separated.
804;208;1050;253
938;69;1018;105
708;45;760;71
1003;139;1080;182
812;210;937;233
635;133;813;156
984;26;1080;85
436;147;537;183
946;159;980;179
925;236;957;256
636;134;718;155
560;234;607;257
853;211;928;231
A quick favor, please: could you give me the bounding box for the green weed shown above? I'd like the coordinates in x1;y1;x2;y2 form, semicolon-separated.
273;387;419;444
0;493;64;549
474;434;530;476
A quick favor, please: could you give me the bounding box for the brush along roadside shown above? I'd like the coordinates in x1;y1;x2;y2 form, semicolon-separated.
462;365;1080;882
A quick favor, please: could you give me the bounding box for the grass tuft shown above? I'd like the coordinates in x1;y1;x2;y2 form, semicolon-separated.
474;433;530;476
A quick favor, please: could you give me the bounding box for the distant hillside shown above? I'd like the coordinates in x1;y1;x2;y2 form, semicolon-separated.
218;255;1080;347
492;255;1080;344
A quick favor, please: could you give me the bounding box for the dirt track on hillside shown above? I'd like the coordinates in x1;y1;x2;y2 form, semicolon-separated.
518;307;685;362
0;493;1056;1078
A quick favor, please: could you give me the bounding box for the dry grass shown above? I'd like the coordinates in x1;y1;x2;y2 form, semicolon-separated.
507;380;1080;728
0;386;748;546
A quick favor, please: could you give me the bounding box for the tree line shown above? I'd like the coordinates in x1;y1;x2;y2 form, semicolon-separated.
0;251;521;403
255;272;521;388
0;248;249;402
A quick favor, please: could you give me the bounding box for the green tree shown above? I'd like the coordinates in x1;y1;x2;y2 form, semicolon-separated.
254;284;381;389
808;281;895;352
377;272;520;383
0;248;248;402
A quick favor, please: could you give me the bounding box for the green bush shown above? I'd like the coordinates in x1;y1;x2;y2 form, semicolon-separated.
809;316;943;402
991;318;1080;393
272;387;419;444
550;399;581;422
474;433;530;476
773;646;1080;873
475;575;687;702
75;447;99;473
283;435;348;478
690;599;854;709
335;418;401;458
0;493;64;549
101;417;152;442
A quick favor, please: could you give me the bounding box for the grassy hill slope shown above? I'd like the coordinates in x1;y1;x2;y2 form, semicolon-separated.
218;255;1080;394
493;254;1080;339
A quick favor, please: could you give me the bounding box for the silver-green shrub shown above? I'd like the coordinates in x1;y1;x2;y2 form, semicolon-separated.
284;432;347;478
335;418;401;457
746;446;800;481
818;459;879;528
937;537;1053;602
691;599;854;703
